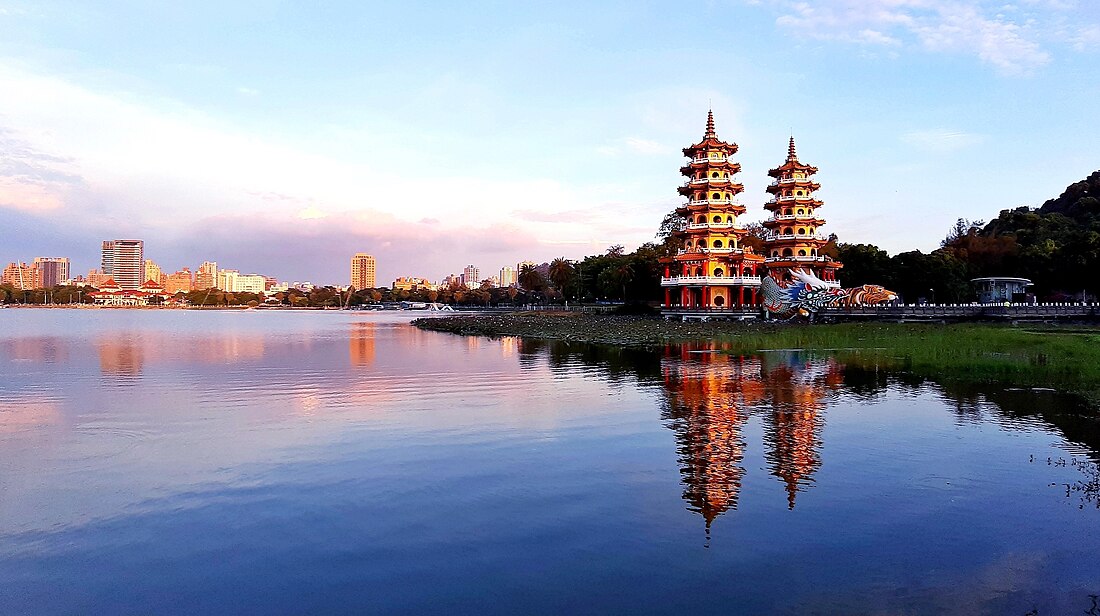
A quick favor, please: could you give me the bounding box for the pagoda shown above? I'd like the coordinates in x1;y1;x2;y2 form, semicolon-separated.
762;137;842;286
661;111;765;311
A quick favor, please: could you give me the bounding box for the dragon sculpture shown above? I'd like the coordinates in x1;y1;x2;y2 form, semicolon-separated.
761;269;897;319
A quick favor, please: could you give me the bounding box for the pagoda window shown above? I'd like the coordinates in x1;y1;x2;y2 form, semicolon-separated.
711;171;719;178
783;227;792;235
696;215;705;223
713;240;723;248
714;268;724;277
712;215;721;223
714;296;725;307
783;248;793;256
694;267;703;276
726;215;733;223
798;228;806;235
811;249;818;255
798;250;807;256
699;239;708;248
712;192;721;199
797;209;805;215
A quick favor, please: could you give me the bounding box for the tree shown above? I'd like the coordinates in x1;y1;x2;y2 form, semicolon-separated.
518;264;546;294
548;257;576;298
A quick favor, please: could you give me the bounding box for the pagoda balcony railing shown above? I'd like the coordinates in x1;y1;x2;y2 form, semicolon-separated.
661;275;762;287
688;177;734;185
766;233;830;241
769;177;817;186
765;255;834;263
687;222;742;230
689;156;733;164
676;248;746;256
767;194;820;204
686;199;742;207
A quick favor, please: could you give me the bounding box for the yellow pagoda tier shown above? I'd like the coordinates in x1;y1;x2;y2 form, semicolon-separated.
661;111;765;310
762;137;842;287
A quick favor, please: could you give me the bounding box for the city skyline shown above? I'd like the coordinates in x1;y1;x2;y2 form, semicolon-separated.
1;1;1098;284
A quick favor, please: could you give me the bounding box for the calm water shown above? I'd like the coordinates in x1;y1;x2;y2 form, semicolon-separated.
1;309;1098;615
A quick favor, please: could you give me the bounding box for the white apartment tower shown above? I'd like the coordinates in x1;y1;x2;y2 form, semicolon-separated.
101;240;144;290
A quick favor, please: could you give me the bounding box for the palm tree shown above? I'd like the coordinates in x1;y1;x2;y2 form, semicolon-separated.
548;257;575;298
518;264;543;292
615;262;634;301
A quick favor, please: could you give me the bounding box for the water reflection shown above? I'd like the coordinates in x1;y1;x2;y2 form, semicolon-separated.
661;345;841;525
349;322;376;367
97;337;145;378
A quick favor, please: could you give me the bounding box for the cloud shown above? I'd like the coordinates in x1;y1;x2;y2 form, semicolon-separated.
0;127;85;212
0;62;665;281
901;128;985;152
236;86;260;96
762;0;1080;75
624;137;664;154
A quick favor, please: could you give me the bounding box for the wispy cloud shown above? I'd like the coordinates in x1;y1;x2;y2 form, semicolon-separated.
901;128;985;151
760;0;1090;75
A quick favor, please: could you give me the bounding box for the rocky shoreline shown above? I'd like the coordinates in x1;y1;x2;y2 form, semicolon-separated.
411;312;779;346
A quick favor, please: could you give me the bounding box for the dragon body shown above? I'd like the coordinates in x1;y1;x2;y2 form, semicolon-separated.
762;269;897;319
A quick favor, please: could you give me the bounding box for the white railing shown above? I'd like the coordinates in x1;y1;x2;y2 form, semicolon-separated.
767;194;820;204
677;248;746;256
688;156;733;164
687;222;742;230
661;276;762;287
688;177;734;185
686;199;739;206
768;177;817;186
766;233;829;241
765;255;832;263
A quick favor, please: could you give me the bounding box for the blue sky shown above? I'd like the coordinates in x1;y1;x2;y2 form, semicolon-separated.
1;0;1097;284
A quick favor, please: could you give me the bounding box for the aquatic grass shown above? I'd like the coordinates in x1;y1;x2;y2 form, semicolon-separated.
713;323;1100;398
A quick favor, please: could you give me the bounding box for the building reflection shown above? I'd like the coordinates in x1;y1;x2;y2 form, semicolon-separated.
758;353;841;510
349;322;376;367
97;337;145;378
660;347;842;527
661;343;762;532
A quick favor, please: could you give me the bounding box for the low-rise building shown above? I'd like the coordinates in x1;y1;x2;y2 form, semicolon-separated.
393;277;436;292
88;278;171;306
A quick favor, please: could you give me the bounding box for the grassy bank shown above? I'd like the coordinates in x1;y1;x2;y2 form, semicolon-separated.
412;313;1100;396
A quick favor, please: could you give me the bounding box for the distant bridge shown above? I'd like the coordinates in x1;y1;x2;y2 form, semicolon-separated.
662;303;1100;322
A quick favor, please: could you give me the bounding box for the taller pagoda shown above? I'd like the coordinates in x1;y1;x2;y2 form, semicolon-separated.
661;111;764;311
762;137;842;286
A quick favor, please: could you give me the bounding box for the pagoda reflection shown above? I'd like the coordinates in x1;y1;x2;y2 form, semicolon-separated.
661;343;764;530
661;346;842;526
758;352;842;510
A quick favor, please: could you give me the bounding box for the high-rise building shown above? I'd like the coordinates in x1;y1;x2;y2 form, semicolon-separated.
762;137;842;286
2;262;39;290
33;257;70;288
101;239;144;290
143;260;164;285
659;111;764;311
350;253;376;289
462;264;480;288
87;269;113;288
498;266;517;287
195;261;217;290
165;268;194;294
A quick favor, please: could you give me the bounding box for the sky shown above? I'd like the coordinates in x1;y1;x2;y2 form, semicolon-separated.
0;0;1097;285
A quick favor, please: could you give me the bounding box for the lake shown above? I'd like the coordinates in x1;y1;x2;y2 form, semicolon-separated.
1;309;1098;614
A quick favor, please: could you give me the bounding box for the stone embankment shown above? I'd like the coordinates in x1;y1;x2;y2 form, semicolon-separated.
411;312;777;346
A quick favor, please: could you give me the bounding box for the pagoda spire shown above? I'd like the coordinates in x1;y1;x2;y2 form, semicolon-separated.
704;109;716;139
787;135;797;162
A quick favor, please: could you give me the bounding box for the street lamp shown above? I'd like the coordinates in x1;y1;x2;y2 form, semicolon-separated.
928;288;936;304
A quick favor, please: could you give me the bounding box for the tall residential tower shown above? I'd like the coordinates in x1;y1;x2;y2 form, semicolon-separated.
351;253;377;289
101;240;144;290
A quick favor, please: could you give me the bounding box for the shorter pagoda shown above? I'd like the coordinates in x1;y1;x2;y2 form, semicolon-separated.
660;111;765;313
762;137;842;286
